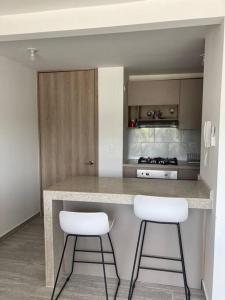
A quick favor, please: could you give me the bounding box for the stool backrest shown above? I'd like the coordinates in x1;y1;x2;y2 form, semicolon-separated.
134;195;188;223
59;211;110;235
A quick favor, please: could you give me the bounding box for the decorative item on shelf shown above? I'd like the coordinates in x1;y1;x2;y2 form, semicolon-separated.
128;119;136;128
154;110;162;119
147;111;154;118
147;110;162;119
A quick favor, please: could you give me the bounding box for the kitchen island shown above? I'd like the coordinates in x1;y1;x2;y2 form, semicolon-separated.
44;176;211;287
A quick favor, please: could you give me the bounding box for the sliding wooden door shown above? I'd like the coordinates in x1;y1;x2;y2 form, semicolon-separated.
38;70;98;208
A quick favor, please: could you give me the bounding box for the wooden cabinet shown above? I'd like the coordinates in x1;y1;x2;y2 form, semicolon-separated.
177;168;200;180
128;80;180;106
123;165;199;180
127;78;203;129
179;79;203;129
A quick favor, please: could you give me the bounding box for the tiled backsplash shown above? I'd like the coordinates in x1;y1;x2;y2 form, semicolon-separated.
127;128;201;161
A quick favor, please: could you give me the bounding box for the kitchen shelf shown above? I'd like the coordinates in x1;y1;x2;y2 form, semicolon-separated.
137;118;178;122
128;104;178;128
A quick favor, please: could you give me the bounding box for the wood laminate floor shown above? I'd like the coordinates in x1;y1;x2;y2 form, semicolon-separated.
0;217;205;300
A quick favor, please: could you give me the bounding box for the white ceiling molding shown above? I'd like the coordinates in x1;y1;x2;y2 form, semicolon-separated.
0;0;142;16
0;0;223;41
129;73;204;81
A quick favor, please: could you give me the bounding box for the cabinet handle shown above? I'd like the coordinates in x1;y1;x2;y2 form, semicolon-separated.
86;160;94;165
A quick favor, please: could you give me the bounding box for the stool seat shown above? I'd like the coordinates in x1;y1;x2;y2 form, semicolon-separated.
134;195;188;223
59;211;113;236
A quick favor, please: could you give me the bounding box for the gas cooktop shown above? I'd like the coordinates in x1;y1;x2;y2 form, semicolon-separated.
138;157;178;165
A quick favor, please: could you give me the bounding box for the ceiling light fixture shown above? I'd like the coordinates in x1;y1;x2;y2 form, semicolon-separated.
27;48;38;61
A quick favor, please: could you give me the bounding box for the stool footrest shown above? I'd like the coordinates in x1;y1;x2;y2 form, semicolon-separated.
74;259;115;265
76;249;113;254
142;254;182;261
140;266;183;274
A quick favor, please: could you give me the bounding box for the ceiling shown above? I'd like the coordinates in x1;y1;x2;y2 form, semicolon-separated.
0;26;207;74
0;0;141;15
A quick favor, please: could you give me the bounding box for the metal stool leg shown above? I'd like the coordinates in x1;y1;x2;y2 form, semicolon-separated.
51;236;77;300
177;224;191;300
129;221;147;300
107;233;121;299
53;236;78;300
51;235;70;300
67;236;78;280
99;236;109;300
128;220;145;300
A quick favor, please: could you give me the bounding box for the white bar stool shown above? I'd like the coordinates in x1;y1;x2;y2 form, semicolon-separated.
128;195;190;300
51;211;120;300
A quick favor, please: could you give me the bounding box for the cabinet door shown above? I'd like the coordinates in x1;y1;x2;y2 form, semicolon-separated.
179;79;203;129
128;80;180;106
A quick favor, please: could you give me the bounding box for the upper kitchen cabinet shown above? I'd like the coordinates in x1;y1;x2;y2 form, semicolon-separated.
179;78;203;129
128;80;180;106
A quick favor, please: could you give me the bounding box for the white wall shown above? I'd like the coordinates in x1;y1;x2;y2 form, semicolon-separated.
0;56;40;237
207;22;225;300
200;23;225;300
212;21;225;298
98;67;124;177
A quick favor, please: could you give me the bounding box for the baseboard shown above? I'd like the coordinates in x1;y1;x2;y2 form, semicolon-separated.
0;212;40;241
202;280;209;300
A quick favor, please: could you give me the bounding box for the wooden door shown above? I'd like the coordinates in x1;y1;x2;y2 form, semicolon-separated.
179;79;203;129
38;70;98;204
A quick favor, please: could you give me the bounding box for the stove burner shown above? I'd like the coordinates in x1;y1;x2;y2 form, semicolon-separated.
138;157;178;165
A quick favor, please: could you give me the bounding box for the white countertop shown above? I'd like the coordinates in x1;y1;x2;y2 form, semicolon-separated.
44;176;212;210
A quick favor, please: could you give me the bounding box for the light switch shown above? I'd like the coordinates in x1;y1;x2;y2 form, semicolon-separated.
211;125;216;147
